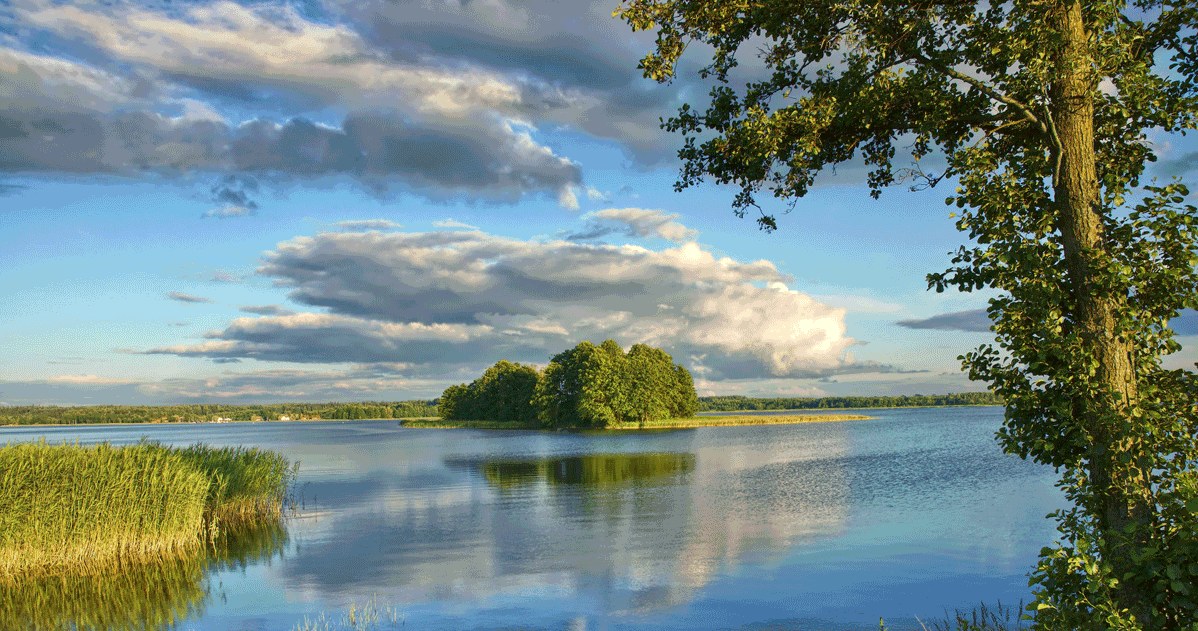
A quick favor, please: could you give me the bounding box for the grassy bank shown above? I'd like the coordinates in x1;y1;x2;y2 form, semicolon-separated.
0;441;293;582
403;413;870;430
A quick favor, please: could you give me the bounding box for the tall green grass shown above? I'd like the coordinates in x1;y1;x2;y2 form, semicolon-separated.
176;444;295;532
0;440;293;582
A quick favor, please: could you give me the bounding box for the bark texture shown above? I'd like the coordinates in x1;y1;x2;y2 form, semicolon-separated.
1049;0;1153;621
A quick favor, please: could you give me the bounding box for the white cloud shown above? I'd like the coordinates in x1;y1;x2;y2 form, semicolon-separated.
17;1;524;116
151;225;858;380
571;208;698;243
4;4;583;206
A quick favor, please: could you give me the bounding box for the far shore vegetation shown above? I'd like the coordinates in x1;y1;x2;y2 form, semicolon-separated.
402;413;870;430
0;393;1000;427
698;392;1002;411
0;401;438;426
0;440;294;582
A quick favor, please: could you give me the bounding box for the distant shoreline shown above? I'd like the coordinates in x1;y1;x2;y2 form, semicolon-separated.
0;417;437;430
698;403;1003;414
400;413;871;430
0;407;1013;430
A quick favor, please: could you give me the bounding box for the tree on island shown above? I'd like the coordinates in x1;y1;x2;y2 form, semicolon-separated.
438;360;540;424
442;341;698;428
617;1;1198;627
533;340;698;428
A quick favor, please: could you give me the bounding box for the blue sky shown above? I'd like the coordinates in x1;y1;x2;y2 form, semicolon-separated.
1;0;1194;405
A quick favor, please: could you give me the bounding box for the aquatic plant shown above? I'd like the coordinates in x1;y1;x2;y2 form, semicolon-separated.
0;440;293;581
176;444;295;531
292;597;403;631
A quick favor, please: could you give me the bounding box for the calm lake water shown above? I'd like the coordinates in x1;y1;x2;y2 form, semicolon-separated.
2;406;1063;630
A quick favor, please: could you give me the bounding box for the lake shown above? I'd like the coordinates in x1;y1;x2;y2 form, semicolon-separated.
1;406;1062;630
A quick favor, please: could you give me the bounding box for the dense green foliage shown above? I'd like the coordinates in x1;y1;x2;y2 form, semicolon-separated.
618;0;1198;627
532;340;698;428
439;341;699;428
0;401;437;426
437;360;539;423
698;392;1002;411
0;441;292;580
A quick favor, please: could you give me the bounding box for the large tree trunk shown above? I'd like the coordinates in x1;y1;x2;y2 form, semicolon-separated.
1049;0;1154;622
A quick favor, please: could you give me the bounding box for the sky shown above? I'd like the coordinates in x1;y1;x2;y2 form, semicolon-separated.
1;0;1195;405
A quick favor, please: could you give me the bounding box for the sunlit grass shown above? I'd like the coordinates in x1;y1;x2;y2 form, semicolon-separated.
0;440;293;582
176;444;295;531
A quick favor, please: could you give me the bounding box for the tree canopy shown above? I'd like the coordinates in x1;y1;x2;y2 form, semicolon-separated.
532;340;698;428
441;341;698;428
437;360;540;424
617;0;1198;627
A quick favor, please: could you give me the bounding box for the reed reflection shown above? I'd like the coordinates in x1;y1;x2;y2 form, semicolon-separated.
1;520;287;631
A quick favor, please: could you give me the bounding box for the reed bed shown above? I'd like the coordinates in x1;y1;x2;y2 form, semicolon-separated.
0;440;293;582
176;444;295;531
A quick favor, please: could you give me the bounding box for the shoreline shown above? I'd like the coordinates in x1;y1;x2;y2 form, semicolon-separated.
0;417;438;430
698;403;1003;414
0;406;1010;430
400;413;872;431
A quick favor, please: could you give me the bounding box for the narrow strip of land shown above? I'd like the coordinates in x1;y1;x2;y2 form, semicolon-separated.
401;413;870;430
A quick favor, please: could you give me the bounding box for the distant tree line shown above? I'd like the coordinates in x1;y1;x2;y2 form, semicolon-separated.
439;340;699;429
0;401;438;426
697;392;1002;412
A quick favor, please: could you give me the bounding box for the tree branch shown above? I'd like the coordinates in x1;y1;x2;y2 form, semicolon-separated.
910;52;1047;135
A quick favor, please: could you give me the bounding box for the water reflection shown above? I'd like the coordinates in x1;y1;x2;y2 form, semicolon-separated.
282;435;849;616
2;521;287;631
0;410;1063;630
463;452;696;488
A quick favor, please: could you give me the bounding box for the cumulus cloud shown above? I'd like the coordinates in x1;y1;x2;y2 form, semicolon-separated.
146;313;500;365
210;271;241;283
150;226;858;380
896;309;992;333
569;208;698;243
2;3;584;205
167;291;212;304
0;365;445;404
17;1;526;115
138;365;444;402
